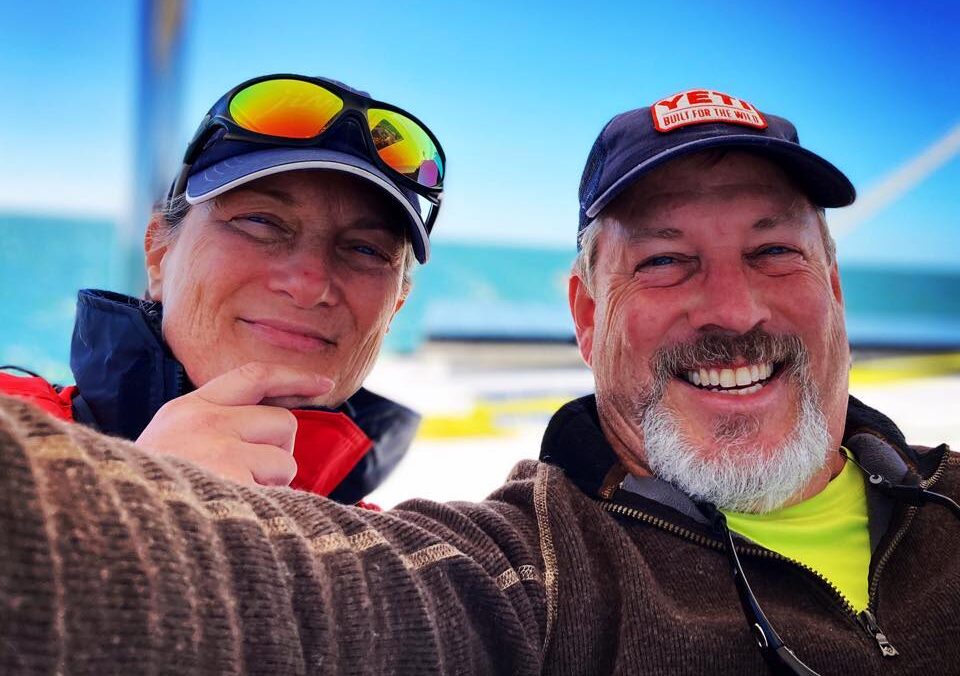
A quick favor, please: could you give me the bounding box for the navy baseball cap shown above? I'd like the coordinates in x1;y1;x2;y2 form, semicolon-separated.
578;88;856;243
178;77;435;263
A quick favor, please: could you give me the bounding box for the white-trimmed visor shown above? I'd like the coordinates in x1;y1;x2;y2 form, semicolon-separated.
185;147;434;263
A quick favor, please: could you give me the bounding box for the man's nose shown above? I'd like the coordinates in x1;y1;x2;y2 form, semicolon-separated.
687;260;771;335
267;247;340;308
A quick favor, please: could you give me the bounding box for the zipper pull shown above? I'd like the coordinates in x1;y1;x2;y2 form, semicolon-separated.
858;610;899;657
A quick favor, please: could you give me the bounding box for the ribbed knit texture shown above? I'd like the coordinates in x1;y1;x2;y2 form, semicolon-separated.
0;397;548;674
2;394;960;674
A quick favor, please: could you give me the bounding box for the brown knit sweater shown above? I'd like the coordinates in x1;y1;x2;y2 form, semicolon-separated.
0;395;552;674
2;393;959;675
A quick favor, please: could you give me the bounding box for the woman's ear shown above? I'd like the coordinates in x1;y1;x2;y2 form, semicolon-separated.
144;215;170;301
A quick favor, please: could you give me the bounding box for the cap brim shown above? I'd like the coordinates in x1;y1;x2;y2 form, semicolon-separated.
185;147;430;263
585;135;856;221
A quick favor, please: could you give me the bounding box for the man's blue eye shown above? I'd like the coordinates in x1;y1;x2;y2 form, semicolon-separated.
354;245;379;257
645;256;677;267
761;246;791;255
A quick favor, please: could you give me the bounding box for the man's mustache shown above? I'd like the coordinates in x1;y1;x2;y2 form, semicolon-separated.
650;327;808;389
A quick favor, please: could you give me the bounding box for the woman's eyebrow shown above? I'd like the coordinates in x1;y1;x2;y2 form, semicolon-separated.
214;186;302;209
346;215;404;237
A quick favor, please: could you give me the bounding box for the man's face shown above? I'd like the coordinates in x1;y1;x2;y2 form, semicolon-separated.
146;170;409;406
570;151;850;511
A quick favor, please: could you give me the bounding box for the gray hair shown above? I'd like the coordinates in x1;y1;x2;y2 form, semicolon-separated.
571;218;607;293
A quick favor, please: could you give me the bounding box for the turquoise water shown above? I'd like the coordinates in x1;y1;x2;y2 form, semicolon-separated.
2;214;958;380
0;214;121;380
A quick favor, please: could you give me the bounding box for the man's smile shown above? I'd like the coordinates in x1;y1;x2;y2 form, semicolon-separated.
663;356;794;415
679;361;780;395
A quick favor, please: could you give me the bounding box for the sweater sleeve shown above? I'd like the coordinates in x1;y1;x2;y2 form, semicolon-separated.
0;395;550;675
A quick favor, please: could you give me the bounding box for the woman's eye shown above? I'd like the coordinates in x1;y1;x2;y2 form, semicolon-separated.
241;215;279;228
343;241;393;266
229;215;286;240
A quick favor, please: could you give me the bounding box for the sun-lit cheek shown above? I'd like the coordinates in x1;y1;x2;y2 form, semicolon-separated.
825;307;850;384
162;280;209;378
159;248;233;385
602;294;652;358
331;321;389;403
592;299;637;389
325;285;403;401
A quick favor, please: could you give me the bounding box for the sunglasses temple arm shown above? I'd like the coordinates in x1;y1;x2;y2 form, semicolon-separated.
166;118;225;204
770;645;821;676
167;164;191;203
422;193;443;236
701;504;822;676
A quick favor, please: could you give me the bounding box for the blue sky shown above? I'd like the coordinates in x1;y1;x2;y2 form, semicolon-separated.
2;0;958;267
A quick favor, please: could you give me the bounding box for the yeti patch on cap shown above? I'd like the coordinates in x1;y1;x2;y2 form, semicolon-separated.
652;89;767;133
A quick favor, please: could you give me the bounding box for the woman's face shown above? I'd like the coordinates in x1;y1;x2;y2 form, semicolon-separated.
145;170;409;407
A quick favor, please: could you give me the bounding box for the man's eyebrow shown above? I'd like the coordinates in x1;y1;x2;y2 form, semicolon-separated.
751;214;807;231
214;186;302;208
626;226;684;243
752;201;813;231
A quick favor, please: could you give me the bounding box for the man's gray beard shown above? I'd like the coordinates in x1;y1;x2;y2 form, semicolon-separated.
638;370;831;514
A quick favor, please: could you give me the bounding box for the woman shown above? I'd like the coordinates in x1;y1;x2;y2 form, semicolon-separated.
0;74;446;503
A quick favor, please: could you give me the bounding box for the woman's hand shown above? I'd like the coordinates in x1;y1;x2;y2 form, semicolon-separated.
135;361;334;486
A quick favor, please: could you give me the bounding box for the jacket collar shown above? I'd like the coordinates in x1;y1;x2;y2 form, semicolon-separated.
70;289;187;439
538;395;618;497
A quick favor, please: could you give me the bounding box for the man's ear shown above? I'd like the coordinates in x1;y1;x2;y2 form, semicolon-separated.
144;215;170;301
569;273;596;367
829;260;844;307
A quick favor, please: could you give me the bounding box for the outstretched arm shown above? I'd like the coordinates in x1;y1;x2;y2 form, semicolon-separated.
0;396;551;675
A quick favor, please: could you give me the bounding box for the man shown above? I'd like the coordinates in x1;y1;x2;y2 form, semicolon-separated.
1;89;956;674
0;73;446;502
